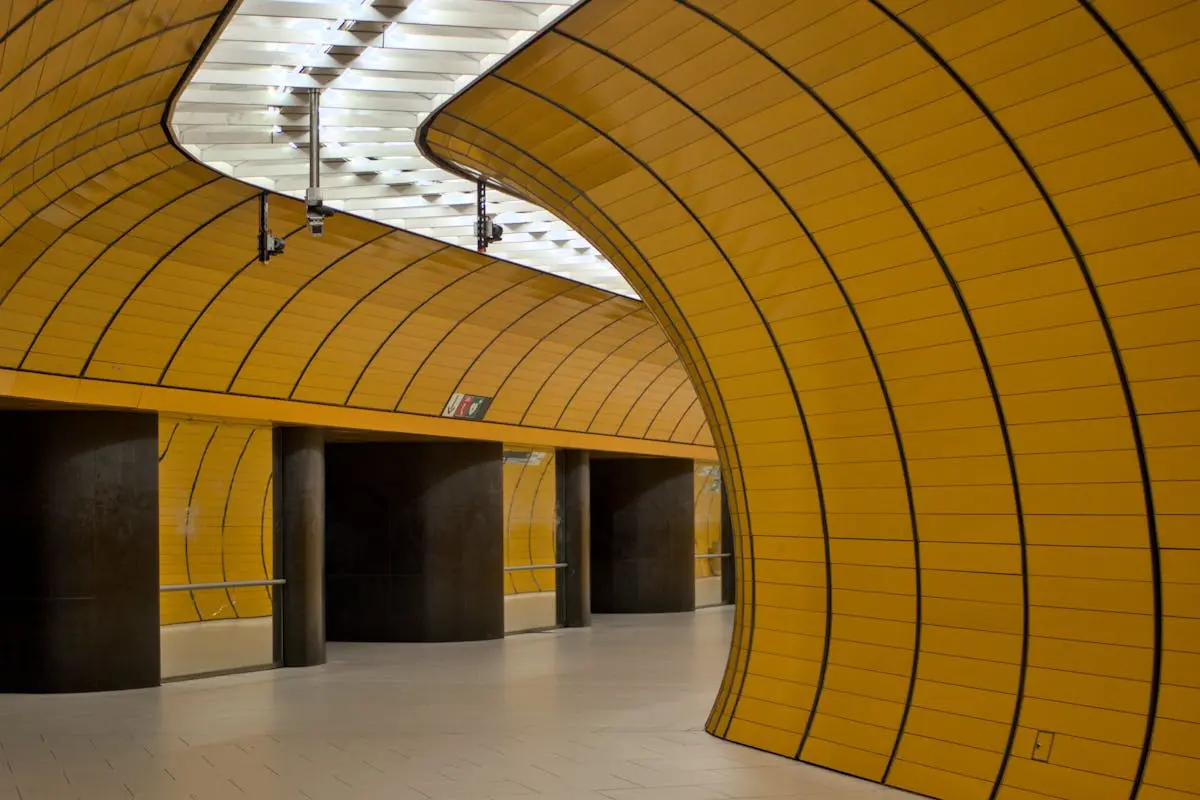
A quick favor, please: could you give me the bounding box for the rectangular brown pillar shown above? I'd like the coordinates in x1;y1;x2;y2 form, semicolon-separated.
590;457;695;613
278;427;326;668
325;440;503;642
558;449;590;628
0;411;159;692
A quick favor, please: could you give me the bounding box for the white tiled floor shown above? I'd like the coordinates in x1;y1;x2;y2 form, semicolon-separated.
0;608;919;799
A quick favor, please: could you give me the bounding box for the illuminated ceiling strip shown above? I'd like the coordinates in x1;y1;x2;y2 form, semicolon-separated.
174;0;635;297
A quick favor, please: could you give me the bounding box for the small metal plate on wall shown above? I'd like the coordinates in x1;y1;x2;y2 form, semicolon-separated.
1033;730;1055;763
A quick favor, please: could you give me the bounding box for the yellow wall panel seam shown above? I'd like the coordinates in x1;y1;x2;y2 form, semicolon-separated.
288;244;454;400
865;7;1168;797
227;230;394;394
80;191;260;378
491;295;624;418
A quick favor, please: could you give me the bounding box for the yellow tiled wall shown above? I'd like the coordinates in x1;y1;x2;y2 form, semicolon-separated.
503;447;558;594
694;461;723;578
425;1;1200;797
159;417;274;625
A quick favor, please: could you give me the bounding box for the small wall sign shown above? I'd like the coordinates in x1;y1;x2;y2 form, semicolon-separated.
442;392;493;420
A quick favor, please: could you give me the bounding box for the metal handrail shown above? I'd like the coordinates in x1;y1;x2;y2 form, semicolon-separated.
503;563;567;572
160;579;286;592
695;553;732;559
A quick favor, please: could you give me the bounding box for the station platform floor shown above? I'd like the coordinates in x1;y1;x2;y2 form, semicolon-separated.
0;608;916;800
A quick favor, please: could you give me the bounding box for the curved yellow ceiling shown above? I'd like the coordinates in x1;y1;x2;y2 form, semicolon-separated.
423;0;1200;798
0;0;710;457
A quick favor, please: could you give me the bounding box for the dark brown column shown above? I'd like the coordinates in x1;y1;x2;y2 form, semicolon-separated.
590;457;695;613
557;449;590;628
0;411;159;692
325;440;504;642
278;427;326;668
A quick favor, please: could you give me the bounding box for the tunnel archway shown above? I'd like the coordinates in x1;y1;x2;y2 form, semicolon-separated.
421;1;1200;797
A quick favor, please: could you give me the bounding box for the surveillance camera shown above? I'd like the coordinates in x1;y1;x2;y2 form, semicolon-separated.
258;229;286;262
257;192;289;263
484;215;503;243
305;201;335;238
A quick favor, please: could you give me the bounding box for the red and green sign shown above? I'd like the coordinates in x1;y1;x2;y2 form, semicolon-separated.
442;392;493;421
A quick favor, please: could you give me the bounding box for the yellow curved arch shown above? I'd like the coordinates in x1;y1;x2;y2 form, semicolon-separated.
0;0;711;460
423;1;1200;797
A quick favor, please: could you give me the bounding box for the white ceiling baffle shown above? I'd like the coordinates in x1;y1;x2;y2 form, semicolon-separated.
174;0;636;297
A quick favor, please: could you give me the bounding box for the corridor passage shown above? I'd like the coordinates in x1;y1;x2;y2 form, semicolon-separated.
0;610;915;800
